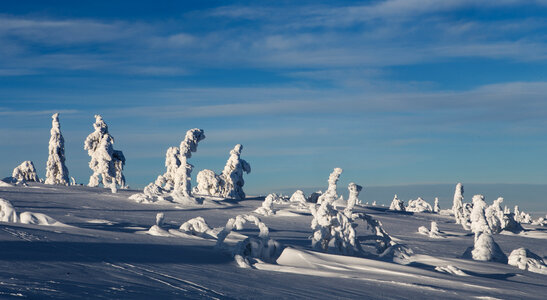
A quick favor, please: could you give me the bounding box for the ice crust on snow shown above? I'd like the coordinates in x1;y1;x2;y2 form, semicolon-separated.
194;144;251;200
45;113;70;186
84;115;126;190
12;161;39;183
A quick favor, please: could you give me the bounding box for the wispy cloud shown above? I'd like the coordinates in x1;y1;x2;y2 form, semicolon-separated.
0;108;80;116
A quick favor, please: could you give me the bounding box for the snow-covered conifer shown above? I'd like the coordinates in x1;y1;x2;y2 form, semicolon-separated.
172;128;205;199
12;161;39;183
254;194;276;216
84;115;125;190
508;248;547;274
289;190;308;209
389;194;405;211
406;197;433;212
219;144;250;200
433;197;440;213
45;113;69;185
463;232;507;263
470;195;490;237
453;183;464;223
345;182;362;215
315;168;343;205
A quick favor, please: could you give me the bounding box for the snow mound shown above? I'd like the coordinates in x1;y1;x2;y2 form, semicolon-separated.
0;198;18;222
463;233;507;263
0;180;13;187
19;212;65;226
406;197;433;213
508;248;547;275
0;197;65;226
178;216;216;238
435;265;468;276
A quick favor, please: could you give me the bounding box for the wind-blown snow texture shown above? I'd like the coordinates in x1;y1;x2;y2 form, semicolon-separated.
0;183;545;299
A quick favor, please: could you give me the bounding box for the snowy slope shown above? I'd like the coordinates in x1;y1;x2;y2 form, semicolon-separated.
0;183;545;299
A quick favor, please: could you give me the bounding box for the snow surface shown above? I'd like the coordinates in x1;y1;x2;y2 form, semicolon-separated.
0;183;545;299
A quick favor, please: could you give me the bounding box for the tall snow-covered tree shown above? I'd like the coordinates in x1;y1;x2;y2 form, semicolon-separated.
45;113;69;185
452;183;464;224
173;128;205;198
220;144;250;199
84;115;126;190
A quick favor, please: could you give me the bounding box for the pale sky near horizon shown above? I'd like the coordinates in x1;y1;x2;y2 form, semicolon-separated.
1;1;547;194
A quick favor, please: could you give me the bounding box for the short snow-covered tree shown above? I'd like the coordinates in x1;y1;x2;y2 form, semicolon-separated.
289;190;308;209
389;194;405;211
131;128;205;204
433;197;440;213
194;144;250;200
463;232;507;263
12;161;39;183
84;115;126;190
344;182;362;215
406;197;433;213
45;113;69;185
508;248;547;274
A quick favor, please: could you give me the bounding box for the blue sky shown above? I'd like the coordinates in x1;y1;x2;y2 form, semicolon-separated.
1;1;547;195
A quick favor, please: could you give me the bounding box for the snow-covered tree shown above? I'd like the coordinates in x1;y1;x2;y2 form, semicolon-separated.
463;232;507;263
84;115;125;190
433;197;440;213
389;194;405;211
130;128;205;204
406;197;433;212
45;113;69;185
344;182;362;215
418;221;445;238
12;161;39;183
317;168;343;205
289;190;308;209
220;144;250;199
310;199;361;255
453;182;464;223
254;194;276;216
193;144;250;200
508;248;547;274
470;195;490;237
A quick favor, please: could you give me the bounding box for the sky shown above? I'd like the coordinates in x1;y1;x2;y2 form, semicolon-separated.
1;1;547;197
